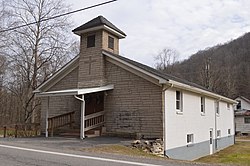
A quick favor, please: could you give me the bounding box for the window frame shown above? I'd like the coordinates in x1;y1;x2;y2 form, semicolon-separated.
176;90;183;113
217;130;221;138
187;134;194;145
201;96;205;115
244;117;250;124
228;129;231;136
87;34;95;48
108;36;114;49
236;100;241;110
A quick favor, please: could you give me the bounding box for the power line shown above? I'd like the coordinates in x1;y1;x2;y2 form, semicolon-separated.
0;0;117;33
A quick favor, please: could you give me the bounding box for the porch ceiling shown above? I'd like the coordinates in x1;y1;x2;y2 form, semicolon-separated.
35;84;114;97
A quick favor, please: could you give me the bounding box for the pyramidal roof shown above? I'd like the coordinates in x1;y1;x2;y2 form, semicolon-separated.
72;16;126;37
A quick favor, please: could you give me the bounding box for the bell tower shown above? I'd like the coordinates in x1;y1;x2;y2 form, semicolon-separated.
72;16;126;88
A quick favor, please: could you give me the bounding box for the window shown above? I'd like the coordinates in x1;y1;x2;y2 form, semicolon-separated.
87;35;95;48
176;91;182;111
227;103;230;110
228;129;231;135
187;134;194;144
201;97;205;114
108;36;114;49
216;101;219;115
244;117;250;124
217;130;221;138
236;100;241;109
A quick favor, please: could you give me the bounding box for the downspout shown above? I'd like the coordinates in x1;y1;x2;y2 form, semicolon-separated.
215;97;221;150
74;95;85;139
162;83;173;157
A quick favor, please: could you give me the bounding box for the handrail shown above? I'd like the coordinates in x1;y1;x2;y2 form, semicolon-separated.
85;111;105;121
48;111;75;136
48;111;75;120
85;111;105;132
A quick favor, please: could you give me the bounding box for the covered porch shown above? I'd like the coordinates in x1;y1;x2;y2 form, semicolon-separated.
36;85;114;139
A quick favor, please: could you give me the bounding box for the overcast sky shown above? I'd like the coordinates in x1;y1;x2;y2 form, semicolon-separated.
66;0;250;67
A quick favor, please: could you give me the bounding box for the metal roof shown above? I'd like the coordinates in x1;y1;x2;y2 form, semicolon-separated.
36;84;114;97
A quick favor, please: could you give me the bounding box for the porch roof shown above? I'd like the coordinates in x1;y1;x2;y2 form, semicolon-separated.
36;84;114;97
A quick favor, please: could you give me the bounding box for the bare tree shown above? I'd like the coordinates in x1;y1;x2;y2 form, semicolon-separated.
154;48;179;73
4;0;75;123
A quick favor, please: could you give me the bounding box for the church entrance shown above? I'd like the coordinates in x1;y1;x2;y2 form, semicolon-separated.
85;92;104;116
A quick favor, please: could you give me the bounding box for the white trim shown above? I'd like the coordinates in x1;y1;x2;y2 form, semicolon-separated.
73;25;126;39
168;80;236;104
103;51;168;84
36;85;114;97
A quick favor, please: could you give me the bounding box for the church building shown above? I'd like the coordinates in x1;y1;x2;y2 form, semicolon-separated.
34;16;236;160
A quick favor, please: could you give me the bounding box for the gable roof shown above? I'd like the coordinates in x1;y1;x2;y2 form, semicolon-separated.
72;16;126;38
34;50;236;104
34;54;79;93
235;96;250;103
103;50;212;92
103;50;237;104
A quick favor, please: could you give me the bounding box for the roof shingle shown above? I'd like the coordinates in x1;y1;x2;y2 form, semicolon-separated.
72;16;126;36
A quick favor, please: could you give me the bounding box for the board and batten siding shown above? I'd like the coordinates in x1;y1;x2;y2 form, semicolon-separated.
104;61;163;139
164;88;234;160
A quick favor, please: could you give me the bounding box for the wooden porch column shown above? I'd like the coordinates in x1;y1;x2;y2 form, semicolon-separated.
80;95;85;139
45;96;50;137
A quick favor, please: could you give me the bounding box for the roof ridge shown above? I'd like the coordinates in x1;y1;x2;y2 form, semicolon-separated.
102;50;210;91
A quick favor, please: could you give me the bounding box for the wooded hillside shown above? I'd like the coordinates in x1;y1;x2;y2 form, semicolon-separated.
166;33;250;99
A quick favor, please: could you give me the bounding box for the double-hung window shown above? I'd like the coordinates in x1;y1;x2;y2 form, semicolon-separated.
176;91;182;112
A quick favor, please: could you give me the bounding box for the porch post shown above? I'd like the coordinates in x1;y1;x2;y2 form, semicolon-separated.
45;96;50;137
80;95;85;139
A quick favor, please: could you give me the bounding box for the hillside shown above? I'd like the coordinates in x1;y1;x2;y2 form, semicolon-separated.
167;32;250;99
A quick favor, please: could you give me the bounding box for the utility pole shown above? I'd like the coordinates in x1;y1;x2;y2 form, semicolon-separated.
205;57;211;89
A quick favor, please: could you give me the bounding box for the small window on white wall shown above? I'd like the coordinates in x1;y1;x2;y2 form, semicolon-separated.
228;129;231;135
176;91;183;112
217;130;221;138
187;134;194;144
201;96;205;114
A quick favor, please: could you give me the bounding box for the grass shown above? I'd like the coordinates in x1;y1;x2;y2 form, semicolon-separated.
0;129;39;137
80;144;165;159
83;141;250;165
196;141;250;166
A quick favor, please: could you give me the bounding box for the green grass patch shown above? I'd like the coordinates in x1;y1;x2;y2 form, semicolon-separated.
196;141;250;166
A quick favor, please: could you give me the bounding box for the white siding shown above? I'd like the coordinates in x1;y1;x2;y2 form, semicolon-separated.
164;88;234;151
216;101;235;138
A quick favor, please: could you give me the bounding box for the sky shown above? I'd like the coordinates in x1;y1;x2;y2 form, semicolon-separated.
65;0;250;67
